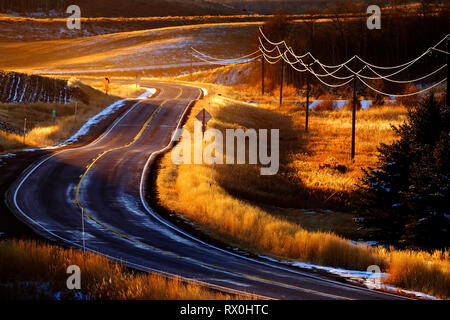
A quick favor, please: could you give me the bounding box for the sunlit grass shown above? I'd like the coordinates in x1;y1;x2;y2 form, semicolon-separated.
0;81;144;154
0;239;250;300
156;87;450;298
288;105;408;196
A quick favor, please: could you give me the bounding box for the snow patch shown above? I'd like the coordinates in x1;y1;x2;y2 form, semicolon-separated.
0;153;16;166
136;87;156;100
259;255;438;300
0;87;156;157
61;99;126;145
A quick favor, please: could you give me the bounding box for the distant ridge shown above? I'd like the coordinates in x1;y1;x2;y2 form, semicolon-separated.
0;0;239;17
0;71;74;104
0;0;340;17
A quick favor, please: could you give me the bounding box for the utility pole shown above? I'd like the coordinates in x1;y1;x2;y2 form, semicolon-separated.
261;25;265;96
305;72;310;132
446;36;449;108
351;75;357;160
81;208;86;256
261;56;265;96
306;14;315;133
431;36;449;107
23;117;27;145
280;57;285;109
190;47;193;82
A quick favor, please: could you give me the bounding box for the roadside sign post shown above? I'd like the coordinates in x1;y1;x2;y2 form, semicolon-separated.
102;76;111;95
196;108;212;137
210;156;216;187
135;75;141;89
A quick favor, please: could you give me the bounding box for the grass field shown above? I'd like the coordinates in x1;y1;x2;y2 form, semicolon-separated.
155;83;450;298
0;78;144;154
172;67;408;211
0;240;250;300
0;24;259;78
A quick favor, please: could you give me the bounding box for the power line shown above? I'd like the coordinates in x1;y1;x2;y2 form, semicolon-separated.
357;76;447;97
192;52;262;66
191;47;260;61
258;27;449;96
261;51;283;65
361;64;447;84
260;26;449;71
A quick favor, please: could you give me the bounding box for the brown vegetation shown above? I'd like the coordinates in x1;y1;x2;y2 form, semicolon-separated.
0;239;249;300
155;85;450;298
0;79;144;154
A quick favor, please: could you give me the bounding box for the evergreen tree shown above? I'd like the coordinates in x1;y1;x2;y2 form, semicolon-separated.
358;94;450;250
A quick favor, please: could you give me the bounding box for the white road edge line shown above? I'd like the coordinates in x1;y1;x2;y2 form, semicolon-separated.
9;83;403;300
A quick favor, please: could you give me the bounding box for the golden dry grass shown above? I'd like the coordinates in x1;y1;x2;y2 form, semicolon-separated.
287;105;407;202
0;239;250;300
170;76;408;210
383;249;450;297
155;86;450;298
0;81;144;154
157;93;383;269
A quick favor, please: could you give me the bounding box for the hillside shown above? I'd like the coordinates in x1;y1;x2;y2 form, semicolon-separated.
0;71;75;104
0;72;120;153
223;0;333;14
0;0;238;17
1;0;347;17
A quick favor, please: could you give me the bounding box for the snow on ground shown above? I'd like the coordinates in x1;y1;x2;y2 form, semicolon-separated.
0;87;156;160
136;88;156;100
2;23;257;77
62;87;155;144
38;61;234;75
308;100;372;110
0;281;88;300
0;153;16;167
259;255;438;300
245;99;395;110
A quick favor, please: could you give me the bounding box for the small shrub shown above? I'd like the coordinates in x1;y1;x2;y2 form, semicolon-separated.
398;84;420;108
314;95;338;111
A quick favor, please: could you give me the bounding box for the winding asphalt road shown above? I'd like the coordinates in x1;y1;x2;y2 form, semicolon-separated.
6;81;405;300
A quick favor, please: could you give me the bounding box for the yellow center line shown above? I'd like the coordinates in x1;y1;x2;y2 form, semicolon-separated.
75;87;183;209
73;87;352;300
